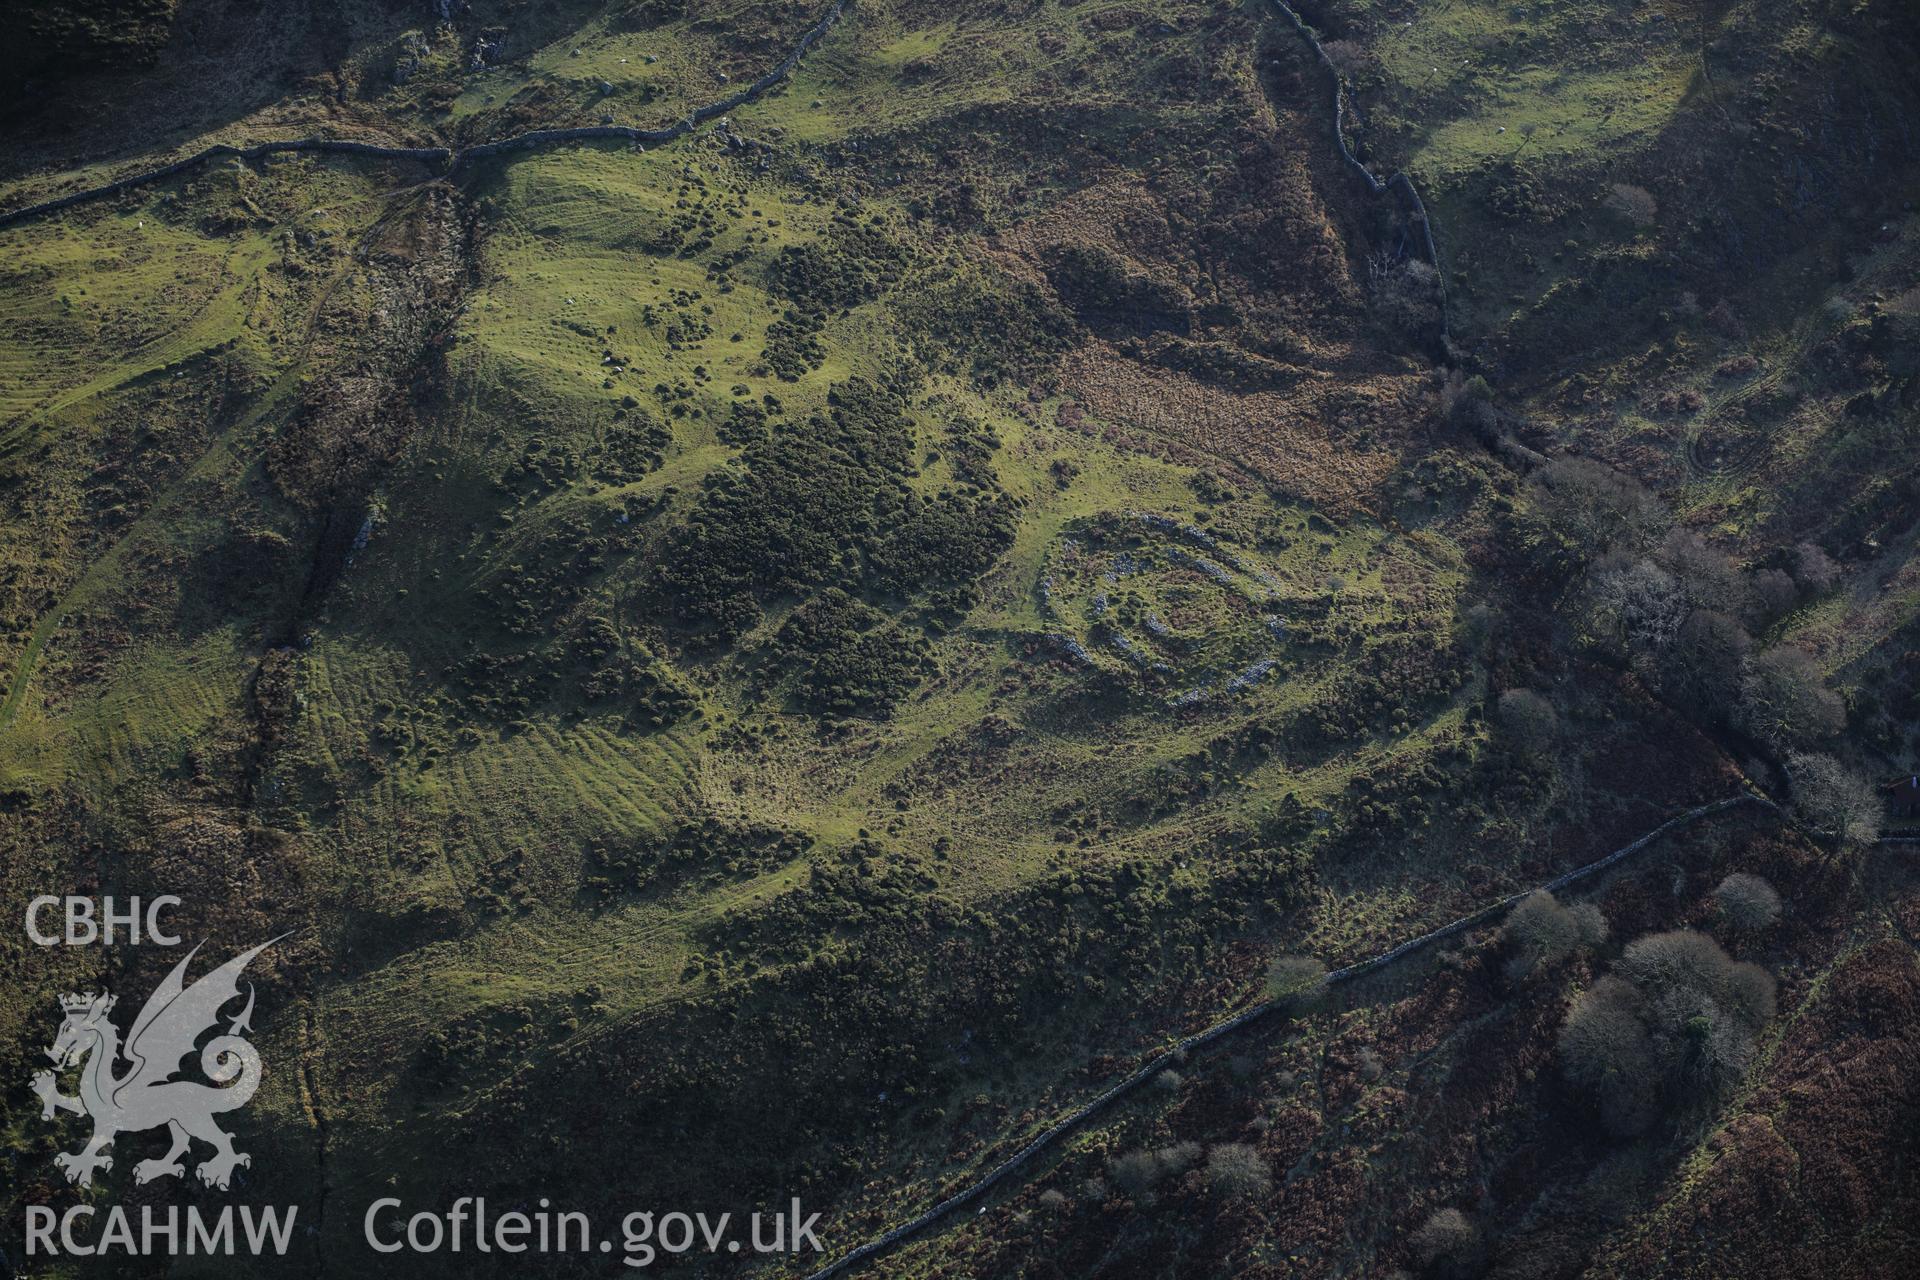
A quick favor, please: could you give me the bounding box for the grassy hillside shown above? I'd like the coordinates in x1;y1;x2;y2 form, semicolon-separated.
1;1;1916;1277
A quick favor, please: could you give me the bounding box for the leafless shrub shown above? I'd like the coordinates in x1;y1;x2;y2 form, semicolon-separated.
1320;39;1372;79
1203;1143;1271;1199
1108;1150;1165;1196
1792;542;1840;593
1357;1047;1385;1082
1369;251;1441;336
1649;386;1705;416
1712;873;1781;931
1265;954;1328;1005
1604;183;1658;227
1038;1188;1069;1212
1411;1207;1482;1271
1456;601;1499;655
1109;1141;1203;1197
1706;298;1746;339
1440;369;1499;439
1155;1141;1202;1173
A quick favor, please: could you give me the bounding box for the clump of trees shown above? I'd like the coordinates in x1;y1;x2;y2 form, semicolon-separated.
772;590;934;716
1559;929;1776;1136
1503;889;1606;982
1104;1141;1269;1202
1519;456;1859;765
1108;1142;1201;1197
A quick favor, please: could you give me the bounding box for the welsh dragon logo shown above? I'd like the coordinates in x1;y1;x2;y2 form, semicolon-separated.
31;938;279;1190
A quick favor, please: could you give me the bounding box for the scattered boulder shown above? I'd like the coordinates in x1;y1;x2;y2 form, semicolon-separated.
393;33;431;85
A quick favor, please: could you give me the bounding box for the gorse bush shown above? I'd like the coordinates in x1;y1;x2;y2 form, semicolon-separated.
772;590;933;716
654;375;1012;714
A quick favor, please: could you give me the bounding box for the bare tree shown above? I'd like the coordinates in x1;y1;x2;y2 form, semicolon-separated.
1745;568;1799;626
1786;752;1884;845
1588;554;1686;654
1712;873;1782;931
1561;930;1777;1136
1656;608;1751;716
1531;458;1664;563
1739;647;1844;749
1108;1150;1165;1196
1653;529;1743;615
1504;889;1607;981
1792;542;1840;593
